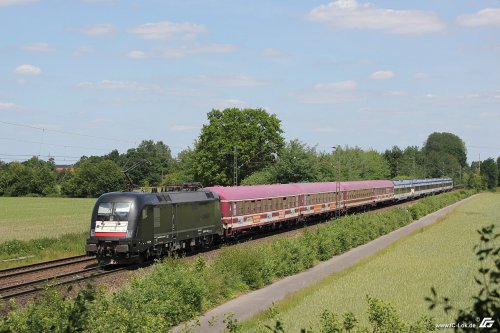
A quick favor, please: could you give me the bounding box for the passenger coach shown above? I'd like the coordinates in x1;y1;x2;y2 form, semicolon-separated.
206;180;394;236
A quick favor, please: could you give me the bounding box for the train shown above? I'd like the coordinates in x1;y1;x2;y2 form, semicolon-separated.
85;178;453;264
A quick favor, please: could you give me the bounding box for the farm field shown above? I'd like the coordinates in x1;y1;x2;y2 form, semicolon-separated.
242;192;499;332
0;197;95;243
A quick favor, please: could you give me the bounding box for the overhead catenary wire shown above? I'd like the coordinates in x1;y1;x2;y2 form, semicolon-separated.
0;120;136;144
0;137;110;152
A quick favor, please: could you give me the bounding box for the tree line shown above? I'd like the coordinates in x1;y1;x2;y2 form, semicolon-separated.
0;108;498;198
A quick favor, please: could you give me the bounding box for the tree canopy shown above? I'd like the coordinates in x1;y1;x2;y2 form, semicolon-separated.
61;160;127;197
0;157;57;196
193;108;285;186
422;132;467;178
480;158;498;189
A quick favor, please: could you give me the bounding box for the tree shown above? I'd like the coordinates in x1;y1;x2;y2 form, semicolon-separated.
0;157;57;196
328;146;390;181
122;140;173;186
422;132;467;178
61;160;126;197
480;158;498;189
383;145;403;178
497;157;500;186
162;148;197;185
194;108;285;186
241;140;321;185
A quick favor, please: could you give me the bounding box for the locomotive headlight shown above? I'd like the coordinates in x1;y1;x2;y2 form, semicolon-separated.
126;230;133;238
90;229;95;237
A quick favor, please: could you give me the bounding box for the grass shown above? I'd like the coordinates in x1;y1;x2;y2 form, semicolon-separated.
242;193;499;332
0;197;95;242
0;197;95;269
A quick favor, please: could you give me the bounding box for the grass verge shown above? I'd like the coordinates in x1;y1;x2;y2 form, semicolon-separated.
241;192;499;332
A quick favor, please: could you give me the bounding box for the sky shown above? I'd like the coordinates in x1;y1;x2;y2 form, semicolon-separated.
1;0;499;165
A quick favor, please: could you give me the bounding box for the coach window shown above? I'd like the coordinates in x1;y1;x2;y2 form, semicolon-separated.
256;200;261;213
237;202;242;215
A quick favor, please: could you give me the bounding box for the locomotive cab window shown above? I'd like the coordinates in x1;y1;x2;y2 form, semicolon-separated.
97;202;131;221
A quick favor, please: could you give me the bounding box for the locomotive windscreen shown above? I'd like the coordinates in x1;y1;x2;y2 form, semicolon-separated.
94;202;132;237
97;202;132;221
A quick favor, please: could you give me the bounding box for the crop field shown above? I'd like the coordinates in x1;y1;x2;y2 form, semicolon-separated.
0;197;95;243
242;192;499;332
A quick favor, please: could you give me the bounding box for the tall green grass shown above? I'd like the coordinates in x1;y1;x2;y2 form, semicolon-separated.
0;197;95;242
242;192;498;332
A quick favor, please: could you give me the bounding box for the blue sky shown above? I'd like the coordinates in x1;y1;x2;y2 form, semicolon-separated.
1;0;499;165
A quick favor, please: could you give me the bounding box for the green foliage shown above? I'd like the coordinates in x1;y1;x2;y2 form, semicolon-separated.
480;158;498;189
407;190;472;220
162;147;196;185
194;108;285;186
61;159;126;197
122;140;173;186
466;173;486;191
0;284;100;333
327;146;390;181
242;139;322;185
87;258;208;332
426;224;499;332
0;157;57;197
0;232;86;262
422;132;467;178
258;297;435;333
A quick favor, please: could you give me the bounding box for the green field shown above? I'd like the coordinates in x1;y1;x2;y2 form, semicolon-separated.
0;197;95;243
243;193;499;332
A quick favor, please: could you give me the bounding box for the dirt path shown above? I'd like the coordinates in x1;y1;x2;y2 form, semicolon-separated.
173;196;474;333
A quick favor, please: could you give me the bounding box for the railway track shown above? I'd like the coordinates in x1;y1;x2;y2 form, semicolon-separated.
0;255;96;280
0;255;109;302
0;265;127;301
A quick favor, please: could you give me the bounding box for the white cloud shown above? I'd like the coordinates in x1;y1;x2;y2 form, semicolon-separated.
315;80;358;90
457;8;500;27
81;23;116;36
22;42;53;52
369;70;395;80
0;0;36;6
212;98;246;108
14;64;42;75
129;21;207;40
78;80;148;91
261;48;288;58
299;80;361;104
73;45;95;57
0;102;17;110
157;43;238;58
185;75;271;87
169;125;200;132
127;50;146;59
308;0;446;34
414;72;431;79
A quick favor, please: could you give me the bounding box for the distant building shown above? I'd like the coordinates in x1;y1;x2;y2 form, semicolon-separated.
55;165;75;173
